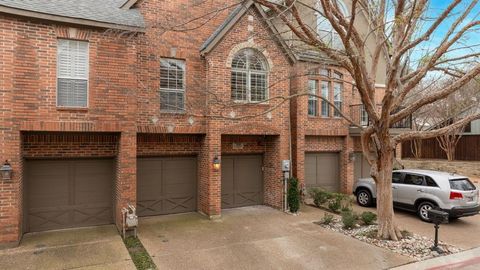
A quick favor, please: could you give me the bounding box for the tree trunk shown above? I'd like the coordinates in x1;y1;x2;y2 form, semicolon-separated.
374;145;403;240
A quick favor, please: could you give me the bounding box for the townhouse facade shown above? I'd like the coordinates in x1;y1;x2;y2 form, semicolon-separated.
0;0;403;247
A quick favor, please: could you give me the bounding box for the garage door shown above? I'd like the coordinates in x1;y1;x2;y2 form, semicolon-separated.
25;159;114;233
137;157;197;217
354;152;372;181
305;153;340;192
221;155;263;209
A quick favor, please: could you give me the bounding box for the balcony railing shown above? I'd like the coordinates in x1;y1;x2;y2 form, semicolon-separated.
349;104;412;129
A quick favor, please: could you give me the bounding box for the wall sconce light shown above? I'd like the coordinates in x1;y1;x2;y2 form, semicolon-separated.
213;156;221;171
0;160;13;181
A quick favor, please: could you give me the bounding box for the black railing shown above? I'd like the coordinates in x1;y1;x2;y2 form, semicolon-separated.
349;104;412;129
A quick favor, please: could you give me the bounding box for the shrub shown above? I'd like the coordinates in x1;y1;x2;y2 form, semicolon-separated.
360;211;377;225
309;189;331;207
327;196;342;213
341;210;357;229
288;178;300;213
321;213;335;225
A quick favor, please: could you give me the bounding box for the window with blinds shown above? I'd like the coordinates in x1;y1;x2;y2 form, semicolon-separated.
57;39;89;108
160;59;185;112
231;48;268;103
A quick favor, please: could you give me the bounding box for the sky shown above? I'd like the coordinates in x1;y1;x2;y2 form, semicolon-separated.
410;1;480;66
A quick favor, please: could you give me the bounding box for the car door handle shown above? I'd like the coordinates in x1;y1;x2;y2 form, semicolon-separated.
392;186;398;189
417;189;425;193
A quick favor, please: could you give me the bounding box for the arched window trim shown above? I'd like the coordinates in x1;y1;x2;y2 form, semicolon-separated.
231;48;269;103
315;0;349;49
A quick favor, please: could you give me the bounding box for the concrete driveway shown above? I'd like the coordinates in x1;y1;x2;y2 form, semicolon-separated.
138;205;413;270
0;225;135;270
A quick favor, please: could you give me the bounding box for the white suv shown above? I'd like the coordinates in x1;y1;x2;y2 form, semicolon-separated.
353;169;480;222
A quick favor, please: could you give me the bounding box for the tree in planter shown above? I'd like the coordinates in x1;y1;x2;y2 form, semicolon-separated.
252;0;480;240
288;178;300;213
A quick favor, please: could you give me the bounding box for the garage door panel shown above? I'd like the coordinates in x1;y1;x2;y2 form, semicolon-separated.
137;159;163;199
26;159;114;233
137;157;197;216
305;153;340;192
221;155;263;209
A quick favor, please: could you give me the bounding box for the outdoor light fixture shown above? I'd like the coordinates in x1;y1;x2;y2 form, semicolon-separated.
213;156;221;171
0;160;13;181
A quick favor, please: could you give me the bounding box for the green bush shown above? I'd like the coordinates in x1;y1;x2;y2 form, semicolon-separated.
341;210;357;229
327;196;342;213
309;188;331;207
288;178;300;213
321;213;335;225
360;211;377;225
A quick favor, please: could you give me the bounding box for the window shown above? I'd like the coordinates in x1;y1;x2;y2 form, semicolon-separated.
449;178;476;191
231;48;268;102
320;81;330;117
425;176;438;187
316;0;349;49
404;174;424;186
360;105;369;126
464;122;472;133
160;59;185;112
392;172;402;184
308;80;318;116
308;69;344;118
333;82;343;117
57;39;89;108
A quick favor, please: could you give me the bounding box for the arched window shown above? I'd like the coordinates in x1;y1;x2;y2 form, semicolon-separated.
316;0;349;49
231;48;268;102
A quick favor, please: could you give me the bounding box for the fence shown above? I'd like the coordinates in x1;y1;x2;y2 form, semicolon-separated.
401;135;480;161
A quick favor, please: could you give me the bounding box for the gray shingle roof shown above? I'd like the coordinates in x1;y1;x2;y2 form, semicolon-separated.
0;0;144;28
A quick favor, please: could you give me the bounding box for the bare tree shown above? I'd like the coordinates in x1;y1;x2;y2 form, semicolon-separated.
250;0;480;240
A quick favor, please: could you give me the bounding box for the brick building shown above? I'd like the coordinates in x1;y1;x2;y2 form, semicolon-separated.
0;0;399;247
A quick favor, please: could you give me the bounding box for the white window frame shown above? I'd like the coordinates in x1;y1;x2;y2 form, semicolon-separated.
333;81;343;118
320;80;330;117
231;49;269;103
360;104;369;126
56;39;89;108
308;79;318;116
315;0;349;49
160;58;186;113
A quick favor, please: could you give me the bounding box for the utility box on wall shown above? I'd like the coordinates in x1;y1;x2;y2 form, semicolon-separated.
282;160;291;172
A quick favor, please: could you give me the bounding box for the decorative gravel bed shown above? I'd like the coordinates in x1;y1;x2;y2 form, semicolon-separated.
315;217;463;261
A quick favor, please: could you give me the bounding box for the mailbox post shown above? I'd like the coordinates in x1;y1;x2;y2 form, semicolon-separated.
427;209;449;253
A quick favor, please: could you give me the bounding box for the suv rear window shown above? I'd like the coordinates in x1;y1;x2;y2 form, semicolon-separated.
449;178;476;191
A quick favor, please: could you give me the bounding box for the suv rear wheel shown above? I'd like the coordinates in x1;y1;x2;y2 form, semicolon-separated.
356;189;373;207
417;201;436;222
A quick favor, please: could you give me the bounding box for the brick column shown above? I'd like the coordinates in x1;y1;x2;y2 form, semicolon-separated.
343;136;355;194
115;131;137;231
198;124;221;218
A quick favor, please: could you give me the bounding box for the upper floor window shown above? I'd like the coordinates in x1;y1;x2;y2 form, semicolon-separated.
316;0;349;49
308;69;344;118
308;80;318;116
160;59;185;112
57;39;89;108
231;48;268;102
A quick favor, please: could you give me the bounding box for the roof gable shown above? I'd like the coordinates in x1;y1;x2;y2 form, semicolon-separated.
200;0;296;63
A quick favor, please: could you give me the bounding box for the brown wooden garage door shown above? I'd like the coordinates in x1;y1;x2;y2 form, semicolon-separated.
354;152;372;181
25;159;114;233
305;152;340;192
137;157;197;217
221;155;263;209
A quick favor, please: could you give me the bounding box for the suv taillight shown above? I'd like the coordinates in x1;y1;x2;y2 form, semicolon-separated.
450;191;463;200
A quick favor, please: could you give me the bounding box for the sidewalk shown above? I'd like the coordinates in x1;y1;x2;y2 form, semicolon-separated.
391;247;480;270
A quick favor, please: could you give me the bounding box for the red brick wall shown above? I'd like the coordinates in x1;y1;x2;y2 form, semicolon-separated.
22;132;119;158
0;14;137;245
137;134;203;156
